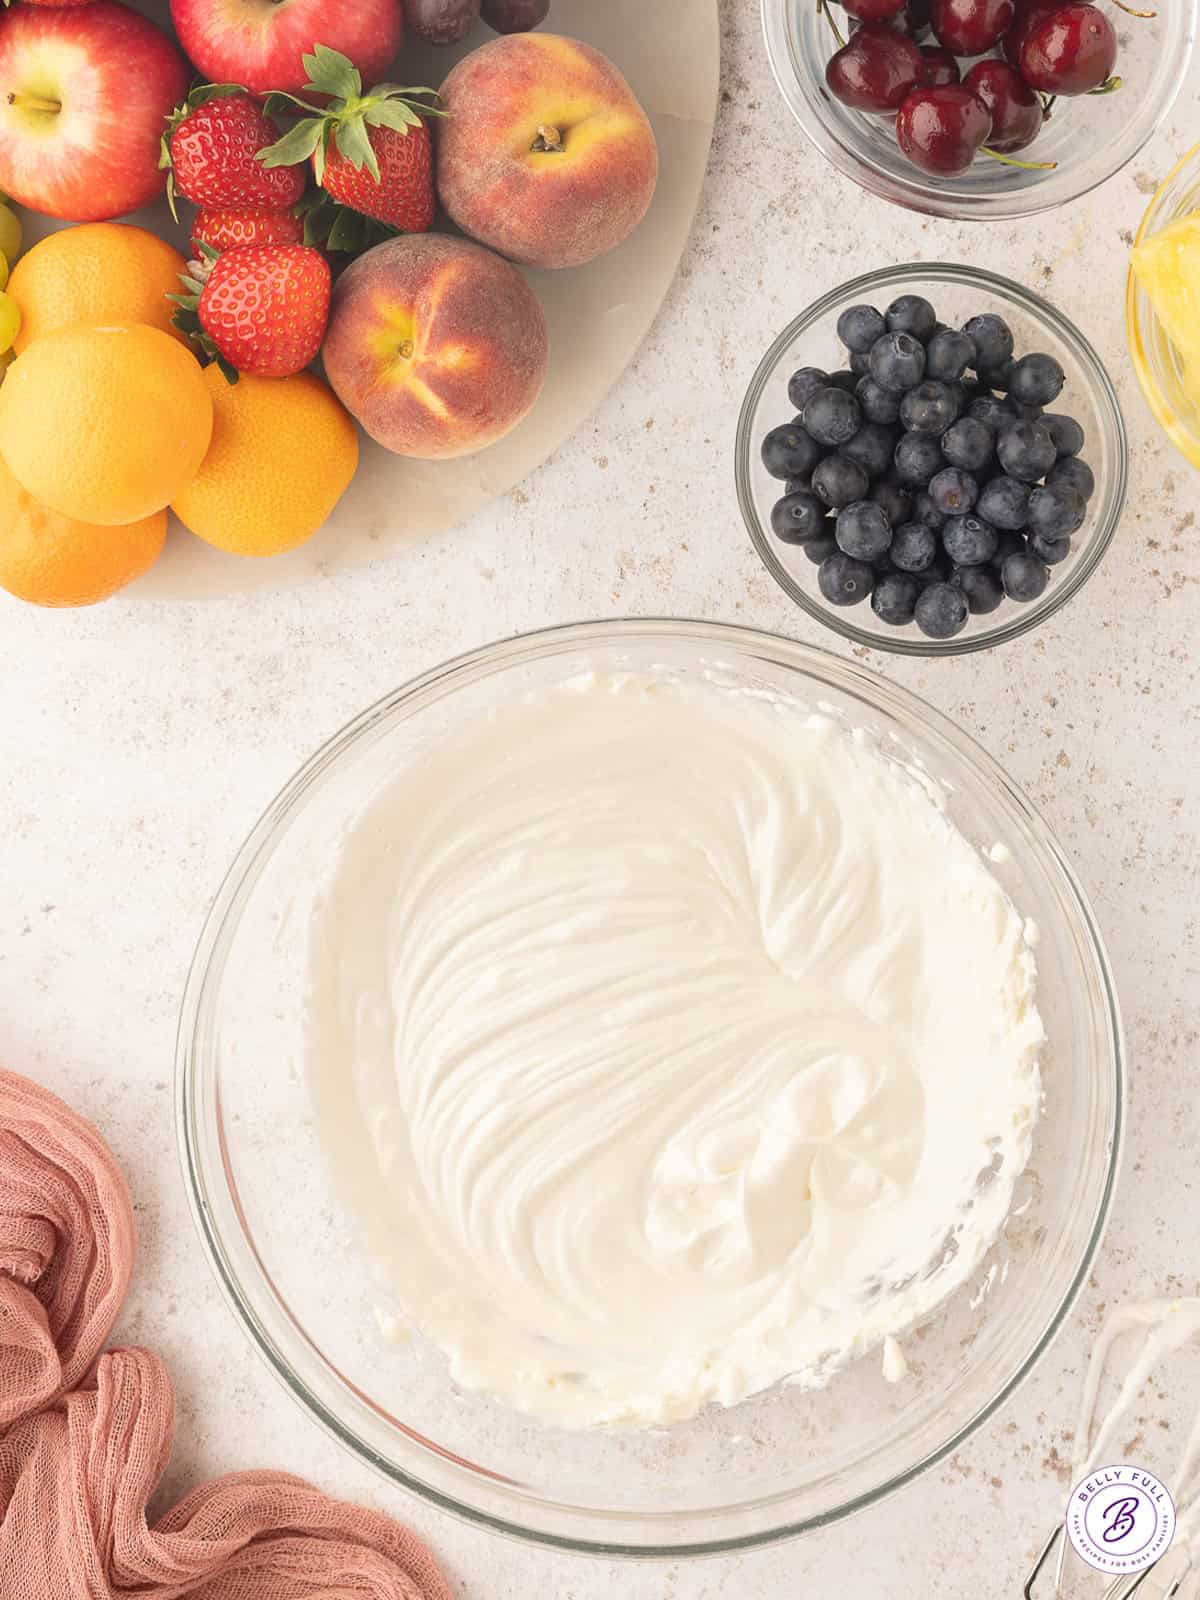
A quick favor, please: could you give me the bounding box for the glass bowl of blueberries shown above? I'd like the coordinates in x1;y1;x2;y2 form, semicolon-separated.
761;0;1197;220
736;262;1127;653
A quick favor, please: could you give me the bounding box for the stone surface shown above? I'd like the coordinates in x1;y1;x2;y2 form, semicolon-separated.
1;3;1198;1596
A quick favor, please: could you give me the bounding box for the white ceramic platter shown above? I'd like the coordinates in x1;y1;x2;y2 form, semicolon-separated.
17;0;720;598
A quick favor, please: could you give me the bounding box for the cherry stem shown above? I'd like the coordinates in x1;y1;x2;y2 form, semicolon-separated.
1040;93;1057;118
982;146;1058;171
816;0;847;49
1087;75;1123;94
1107;0;1155;16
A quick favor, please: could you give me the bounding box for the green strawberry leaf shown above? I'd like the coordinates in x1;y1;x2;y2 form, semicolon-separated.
326;206;371;254
302;44;362;105
363;101;422;132
332;116;380;181
259;116;327;170
313;122;337;186
214;354;241;386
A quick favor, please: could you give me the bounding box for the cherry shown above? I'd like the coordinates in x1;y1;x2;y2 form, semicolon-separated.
1002;0;1063;63
896;84;992;174
963;59;1043;150
843;0;908;20
920;44;961;84
1019;2;1117;93
826;25;925;111
931;0;1016;55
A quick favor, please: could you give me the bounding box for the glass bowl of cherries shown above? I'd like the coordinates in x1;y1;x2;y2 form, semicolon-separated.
735;262;1128;655
762;0;1196;218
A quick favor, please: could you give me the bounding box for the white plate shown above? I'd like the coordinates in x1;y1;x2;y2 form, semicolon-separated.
17;0;719;598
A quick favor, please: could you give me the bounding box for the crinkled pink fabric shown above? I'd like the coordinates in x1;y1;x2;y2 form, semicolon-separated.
0;1069;453;1600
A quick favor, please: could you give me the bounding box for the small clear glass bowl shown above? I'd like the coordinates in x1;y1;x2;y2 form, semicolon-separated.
177;619;1122;1557
1127;142;1200;471
737;262;1128;657
762;0;1198;220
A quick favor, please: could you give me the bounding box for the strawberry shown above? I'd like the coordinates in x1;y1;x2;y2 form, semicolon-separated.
260;45;440;232
172;243;330;381
191;206;305;253
162;86;307;215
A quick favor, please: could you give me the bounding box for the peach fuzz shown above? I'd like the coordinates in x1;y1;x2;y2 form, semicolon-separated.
322;235;549;461
436;33;659;271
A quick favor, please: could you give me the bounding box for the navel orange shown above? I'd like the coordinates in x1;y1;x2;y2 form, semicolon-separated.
0;457;166;607
172;365;358;556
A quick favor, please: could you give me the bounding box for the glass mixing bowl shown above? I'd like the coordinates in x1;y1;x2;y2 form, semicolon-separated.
762;0;1198;220
1127;142;1200;471
177;619;1123;1556
736;263;1128;657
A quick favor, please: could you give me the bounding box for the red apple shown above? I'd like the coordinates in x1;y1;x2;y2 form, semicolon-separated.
169;0;405;97
0;2;189;223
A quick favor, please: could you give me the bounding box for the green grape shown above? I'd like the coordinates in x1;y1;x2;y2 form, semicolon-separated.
0;205;21;267
0;292;21;355
0;252;7;293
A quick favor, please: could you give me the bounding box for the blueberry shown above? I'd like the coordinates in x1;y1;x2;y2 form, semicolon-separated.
914;582;969;640
942;512;998;565
785;477;811;495
835;499;892;561
929;467;978;516
828;369;861;394
870;331;926;393
886;294;937;343
891;520;938;572
802;386;862;448
856;375;903;425
850;350;873;375
761;423;822;481
991;528;1026;566
803;532;840;565
1001;551;1049;603
871;481;912;526
925;328;975;382
837;303;887;354
842;421;897;478
969;394;1015;431
953;564;1004;615
1043;412;1085;458
893;431;944;485
977;474;1031;530
978;357;1015;393
812;454;871;508
1027;481;1087;541
996;420;1057;483
871;572;921;626
1008;352;1065;408
1030;533;1072;565
910;489;944;530
1047;457;1095;500
900;380;961;436
787;366;828;411
916;555;951;589
963;313;1014;371
818;552;875;606
1013;403;1046;423
941;416;995;473
771;490;828;544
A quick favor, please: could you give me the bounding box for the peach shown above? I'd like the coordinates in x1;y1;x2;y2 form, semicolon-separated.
436;33;659;271
322;234;549;460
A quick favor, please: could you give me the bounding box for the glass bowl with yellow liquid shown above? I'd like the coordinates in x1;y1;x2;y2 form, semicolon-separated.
1127;143;1200;471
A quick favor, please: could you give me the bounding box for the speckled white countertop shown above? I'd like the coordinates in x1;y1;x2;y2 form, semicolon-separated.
2;4;1198;1596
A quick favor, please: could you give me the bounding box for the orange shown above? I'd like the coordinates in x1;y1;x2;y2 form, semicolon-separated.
0;457;166;607
0;323;212;526
7;223;188;355
172;366;359;557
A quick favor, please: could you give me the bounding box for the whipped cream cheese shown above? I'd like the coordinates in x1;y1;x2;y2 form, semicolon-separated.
307;672;1043;1427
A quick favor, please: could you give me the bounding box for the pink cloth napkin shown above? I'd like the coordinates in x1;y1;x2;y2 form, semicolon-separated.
0;1068;453;1600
